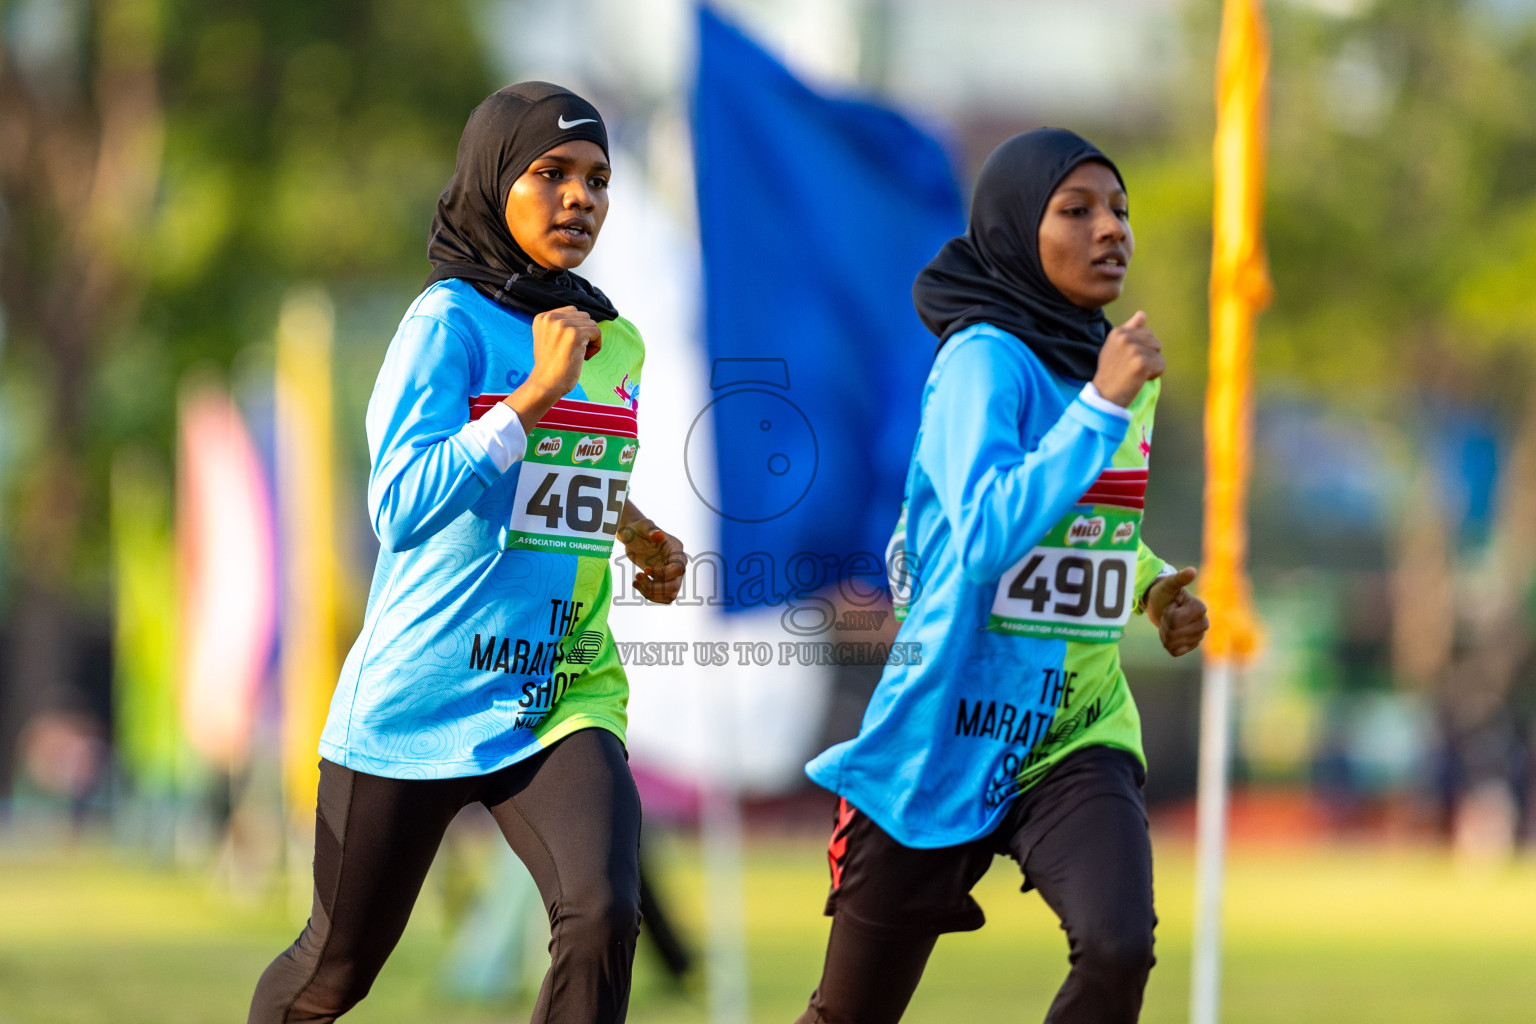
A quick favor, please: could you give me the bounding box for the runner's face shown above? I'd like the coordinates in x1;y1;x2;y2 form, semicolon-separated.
1037;161;1133;310
505;141;610;270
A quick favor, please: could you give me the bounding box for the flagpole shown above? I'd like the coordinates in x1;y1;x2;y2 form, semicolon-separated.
1190;657;1233;1024
701;665;751;1024
1195;2;1271;1022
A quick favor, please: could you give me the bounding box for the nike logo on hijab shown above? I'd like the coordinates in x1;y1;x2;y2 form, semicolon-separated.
558;115;598;128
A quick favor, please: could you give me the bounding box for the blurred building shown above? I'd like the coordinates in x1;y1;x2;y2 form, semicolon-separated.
483;0;1188;169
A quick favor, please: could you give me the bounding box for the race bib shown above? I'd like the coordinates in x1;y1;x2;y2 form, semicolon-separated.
988;468;1145;643
470;395;639;557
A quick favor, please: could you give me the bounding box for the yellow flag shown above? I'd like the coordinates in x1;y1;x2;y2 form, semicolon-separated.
1204;0;1272;662
275;290;340;829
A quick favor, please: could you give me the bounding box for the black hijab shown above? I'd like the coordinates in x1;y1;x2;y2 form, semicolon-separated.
426;81;619;321
912;128;1125;381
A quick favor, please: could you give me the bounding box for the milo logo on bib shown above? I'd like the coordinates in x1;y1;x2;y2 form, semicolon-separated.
989;382;1157;643
573;436;607;463
1065;515;1105;545
469;395;639;557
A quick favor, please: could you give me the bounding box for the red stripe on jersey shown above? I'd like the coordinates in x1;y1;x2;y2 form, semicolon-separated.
1083;481;1144;496
1078;467;1148;510
469;395;638;438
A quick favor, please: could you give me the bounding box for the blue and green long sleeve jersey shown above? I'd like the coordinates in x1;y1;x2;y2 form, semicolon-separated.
320;278;644;779
805;322;1168;848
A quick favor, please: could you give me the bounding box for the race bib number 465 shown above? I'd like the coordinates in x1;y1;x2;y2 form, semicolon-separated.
470;395;639;557
989;469;1144;643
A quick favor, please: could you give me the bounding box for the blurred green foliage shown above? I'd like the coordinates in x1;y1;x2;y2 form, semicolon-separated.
0;0;495;600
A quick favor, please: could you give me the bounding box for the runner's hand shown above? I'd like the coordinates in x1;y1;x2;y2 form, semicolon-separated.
508;306;603;432
1092;311;1164;407
529;306;602;399
1145;566;1208;658
619;517;689;604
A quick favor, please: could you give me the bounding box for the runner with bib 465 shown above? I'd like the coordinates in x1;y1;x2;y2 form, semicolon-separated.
249;82;685;1024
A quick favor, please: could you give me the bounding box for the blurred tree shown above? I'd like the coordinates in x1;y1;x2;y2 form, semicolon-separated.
0;0;495;792
1116;0;1536;405
1262;0;1536;401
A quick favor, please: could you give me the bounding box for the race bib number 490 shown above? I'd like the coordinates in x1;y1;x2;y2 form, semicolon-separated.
470;395;639;557
988;469;1145;643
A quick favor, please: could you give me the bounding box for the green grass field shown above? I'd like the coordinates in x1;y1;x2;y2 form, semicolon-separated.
2;832;1534;1024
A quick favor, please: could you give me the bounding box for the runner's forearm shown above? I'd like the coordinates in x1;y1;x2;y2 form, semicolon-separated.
920;335;1128;584
368;315;513;552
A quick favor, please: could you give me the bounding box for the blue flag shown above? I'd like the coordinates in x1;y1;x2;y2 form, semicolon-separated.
692;6;964;612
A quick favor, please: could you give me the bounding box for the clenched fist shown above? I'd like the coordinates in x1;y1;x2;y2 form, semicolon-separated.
507;306;602;432
1092;310;1164;407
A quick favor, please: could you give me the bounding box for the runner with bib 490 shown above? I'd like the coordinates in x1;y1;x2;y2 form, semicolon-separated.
797;129;1209;1024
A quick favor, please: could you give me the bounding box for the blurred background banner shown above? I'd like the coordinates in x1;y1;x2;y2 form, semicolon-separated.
175;383;276;772
692;5;963;593
1204;0;1272;664
273;289;339;835
109;451;178;804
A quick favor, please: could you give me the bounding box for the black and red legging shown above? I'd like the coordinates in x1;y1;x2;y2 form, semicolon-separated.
248;728;642;1024
798;746;1157;1024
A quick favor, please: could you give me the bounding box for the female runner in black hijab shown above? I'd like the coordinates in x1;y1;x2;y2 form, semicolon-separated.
248;82;687;1024
796;129;1209;1024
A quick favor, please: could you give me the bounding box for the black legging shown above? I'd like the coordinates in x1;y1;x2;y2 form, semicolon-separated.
249;728;642;1024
